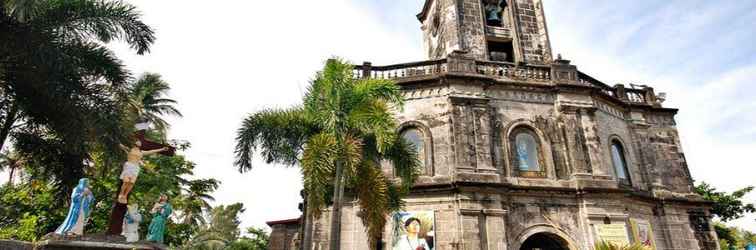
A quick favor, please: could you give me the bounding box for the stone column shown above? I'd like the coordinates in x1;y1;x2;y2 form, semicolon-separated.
450;96;495;173
558;106;591;179
578;108;611;178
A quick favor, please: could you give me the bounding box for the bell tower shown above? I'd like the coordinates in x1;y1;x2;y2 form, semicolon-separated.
418;0;553;64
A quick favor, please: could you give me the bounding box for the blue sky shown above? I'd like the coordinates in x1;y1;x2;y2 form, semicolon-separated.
6;0;746;234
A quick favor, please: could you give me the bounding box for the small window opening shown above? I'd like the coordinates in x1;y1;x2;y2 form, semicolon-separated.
488;40;514;62
483;0;508;27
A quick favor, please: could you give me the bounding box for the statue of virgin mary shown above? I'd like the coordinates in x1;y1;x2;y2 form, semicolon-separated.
54;178;95;236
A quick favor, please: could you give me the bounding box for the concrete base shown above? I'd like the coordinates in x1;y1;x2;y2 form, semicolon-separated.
0;240;33;250
34;240;164;250
0;235;168;250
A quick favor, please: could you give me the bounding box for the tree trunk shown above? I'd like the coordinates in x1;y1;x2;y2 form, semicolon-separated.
328;160;344;250
302;201;313;250
7;165;14;185
0;101;19;151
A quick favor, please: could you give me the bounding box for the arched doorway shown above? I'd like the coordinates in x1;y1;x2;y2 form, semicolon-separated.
520;232;570;250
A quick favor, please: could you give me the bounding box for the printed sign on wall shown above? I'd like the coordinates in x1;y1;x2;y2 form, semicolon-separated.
630;219;657;250
595;223;630;245
391;211;435;250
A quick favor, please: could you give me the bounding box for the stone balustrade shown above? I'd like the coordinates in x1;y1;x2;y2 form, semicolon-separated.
354;57;657;106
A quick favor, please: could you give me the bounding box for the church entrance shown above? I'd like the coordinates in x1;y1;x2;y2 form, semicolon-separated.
520;232;570;250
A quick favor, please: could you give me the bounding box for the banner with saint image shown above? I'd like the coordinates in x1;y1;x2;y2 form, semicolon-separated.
630;219;656;250
391;211;435;250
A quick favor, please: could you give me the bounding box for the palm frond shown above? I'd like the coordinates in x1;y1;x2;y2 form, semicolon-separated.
349;78;404;111
594;241;651;250
355;161;391;248
32;0;155;54
385;136;421;193
340;133;363;183
347;99;397;153
300;132;337;218
234;107;316;172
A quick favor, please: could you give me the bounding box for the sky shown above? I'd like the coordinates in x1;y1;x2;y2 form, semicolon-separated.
4;0;754;234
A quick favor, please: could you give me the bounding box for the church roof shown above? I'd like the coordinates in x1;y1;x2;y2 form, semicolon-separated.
266;218;300;226
416;0;434;22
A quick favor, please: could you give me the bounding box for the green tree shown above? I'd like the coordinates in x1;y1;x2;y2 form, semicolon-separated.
714;222;756;250
594;241;651;250
225;227;270;250
234;58;421;249
179;178;221;228
0;180;63;241
695;182;755;222
0;149;24;185
184;203;246;250
1;0;155;192
125;73;183;135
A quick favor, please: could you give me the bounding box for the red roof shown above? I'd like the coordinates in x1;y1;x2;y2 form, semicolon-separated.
266;218;301;226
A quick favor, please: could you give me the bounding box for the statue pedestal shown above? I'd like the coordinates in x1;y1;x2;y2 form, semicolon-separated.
0;240;33;250
34;234;167;250
35;240;164;250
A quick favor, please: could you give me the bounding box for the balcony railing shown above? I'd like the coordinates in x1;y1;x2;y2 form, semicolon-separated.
354;58;656;106
475;60;551;82
353;59;447;80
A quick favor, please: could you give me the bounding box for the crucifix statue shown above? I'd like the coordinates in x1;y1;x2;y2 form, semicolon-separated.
107;122;175;236
117;140;170;204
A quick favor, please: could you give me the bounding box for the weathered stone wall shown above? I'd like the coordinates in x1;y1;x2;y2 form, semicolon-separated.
393;93;455;182
594;105;645;190
420;0;553;63
269;222;303;250
301;2;714;249
421;0;461;59
513;0;552;63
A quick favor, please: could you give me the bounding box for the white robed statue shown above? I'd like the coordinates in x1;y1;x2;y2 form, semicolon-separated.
54;178;95;236
122;203;142;242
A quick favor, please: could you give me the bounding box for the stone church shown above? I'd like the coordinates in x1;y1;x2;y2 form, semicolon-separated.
268;0;719;249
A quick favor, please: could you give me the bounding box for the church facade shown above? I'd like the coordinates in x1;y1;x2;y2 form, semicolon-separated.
273;1;720;249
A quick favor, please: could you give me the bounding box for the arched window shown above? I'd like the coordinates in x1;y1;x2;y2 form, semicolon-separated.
610;140;631;186
402;128;425;164
401;126;432;175
509;127;544;177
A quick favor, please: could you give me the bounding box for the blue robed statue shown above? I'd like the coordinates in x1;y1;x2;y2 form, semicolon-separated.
55;178;95;236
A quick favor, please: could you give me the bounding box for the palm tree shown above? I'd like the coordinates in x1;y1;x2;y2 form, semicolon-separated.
234;58;421;249
180;178;220;228
594;241;651;250
184;203;245;250
0;149;24;185
1;0;155;189
125;73;183;134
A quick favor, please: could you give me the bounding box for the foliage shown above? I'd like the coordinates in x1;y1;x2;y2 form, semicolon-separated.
233;227;270;250
715;222;756;250
0;149;24;184
1;0;156;196
234;58;421;248
0;181;63;241
0;142;220;248
125;73;183;135
184;203;251;250
594;241;651;250
177;178;220;228
695;182;756;222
